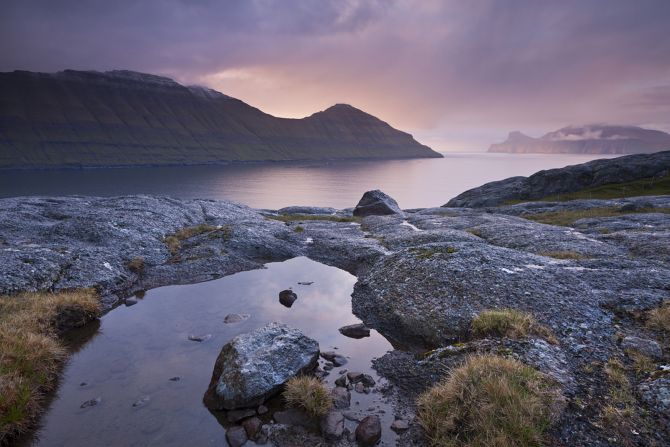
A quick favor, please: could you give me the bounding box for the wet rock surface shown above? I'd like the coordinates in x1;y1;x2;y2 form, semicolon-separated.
203;323;319;410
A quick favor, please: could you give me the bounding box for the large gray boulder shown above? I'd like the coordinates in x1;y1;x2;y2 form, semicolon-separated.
353;190;403;217
203;323;319;410
446;150;670;207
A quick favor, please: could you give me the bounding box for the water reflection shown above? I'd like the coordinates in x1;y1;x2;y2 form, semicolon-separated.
26;257;396;446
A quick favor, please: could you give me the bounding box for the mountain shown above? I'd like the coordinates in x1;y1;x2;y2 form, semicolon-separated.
488;124;670;154
0;70;441;169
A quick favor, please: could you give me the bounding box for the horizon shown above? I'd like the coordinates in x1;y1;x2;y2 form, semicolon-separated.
2;0;669;152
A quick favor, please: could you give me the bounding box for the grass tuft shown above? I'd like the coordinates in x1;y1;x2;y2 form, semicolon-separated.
0;289;100;442
646;301;670;334
522;207;669;227
538;250;589;260
417;354;561;447
283;376;332;418
294;225;305;233
126;257;145;274
163;224;232;261
471;309;557;343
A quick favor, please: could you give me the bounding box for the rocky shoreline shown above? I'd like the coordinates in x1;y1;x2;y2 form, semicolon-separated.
2;157;670;445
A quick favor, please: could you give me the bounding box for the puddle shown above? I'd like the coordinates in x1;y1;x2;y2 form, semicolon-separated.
22;257;396;446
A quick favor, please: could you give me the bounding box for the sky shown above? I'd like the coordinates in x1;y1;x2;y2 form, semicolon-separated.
2;0;670;151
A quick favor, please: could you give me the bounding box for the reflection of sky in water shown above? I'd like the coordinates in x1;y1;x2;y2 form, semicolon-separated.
27;257;395;446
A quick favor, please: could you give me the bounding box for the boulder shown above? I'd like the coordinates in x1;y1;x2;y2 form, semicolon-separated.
279;289;298;308
224;313;250;324
622;336;662;359
204;323;319;410
353;190;402;217
355;415;382;446
338;323;371;339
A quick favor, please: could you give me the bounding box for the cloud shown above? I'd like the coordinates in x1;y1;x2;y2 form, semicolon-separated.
1;0;669;150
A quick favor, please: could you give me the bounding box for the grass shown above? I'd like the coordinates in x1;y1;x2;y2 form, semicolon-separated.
0;289;100;443
266;214;360;223
294;225;305;233
163;224;232;261
126;257;145;274
646;300;670;334
507;173;670;204
538;250;589;260
411;246;458;259
601;357;637;444
471;309;557;344
283;376;332;418
522;206;670;227
417;354;561;447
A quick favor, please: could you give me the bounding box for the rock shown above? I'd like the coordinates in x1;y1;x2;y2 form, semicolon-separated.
188;333;212;342
132;395;150;408
125;297;138;306
638;378;670;418
353;190;403;217
298;281;314;285
227;408;256;423
321;411;345;440
355;415;382;446
390;419;410;432
224;313;250;324
257;404;268;415
168;376;181;382
226;425;248;447
80;397;101;409
203;323;319;410
279;289;298;308
323;362;334;371
354;383;365;393
331;386;351;409
621;336;663;359
241;416;263;440
360;374;375;387
335;374;348;387
339;323;371;339
347;372;363;383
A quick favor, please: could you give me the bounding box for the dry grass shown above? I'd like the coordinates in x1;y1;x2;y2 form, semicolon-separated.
471;309;557;344
126;256;145;274
266;214;360;223
538;250;589;260
601;357;637;444
412;246;458;259
646;300;670;334
163;224;232;260
522;207;669;227
417;354;561;447
283;376;332;418
0;289;100;442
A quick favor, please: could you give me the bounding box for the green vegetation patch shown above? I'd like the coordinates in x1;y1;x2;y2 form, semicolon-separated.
411;246;458;259
522;206;670;226
506;173;670;204
266;214;360;223
163;224;232;261
283;376;332;418
471;309;557;344
0;290;100;442
646;300;670;335
417;354;561;447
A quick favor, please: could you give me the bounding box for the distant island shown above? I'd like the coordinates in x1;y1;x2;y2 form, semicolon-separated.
0;70;441;169
489;124;670;154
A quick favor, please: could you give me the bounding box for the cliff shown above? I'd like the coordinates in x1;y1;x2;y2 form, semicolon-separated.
0;70;441;169
489;124;670;154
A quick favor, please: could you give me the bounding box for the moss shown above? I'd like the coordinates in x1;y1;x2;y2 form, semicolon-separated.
412;246;458;259
266;214;360;223
283;376;332;418
417;354;561;447
522;207;669;227
294;226;305;233
0;289;100;442
471;309;557;344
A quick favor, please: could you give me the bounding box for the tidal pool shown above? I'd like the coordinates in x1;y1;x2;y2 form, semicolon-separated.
23;257;396;446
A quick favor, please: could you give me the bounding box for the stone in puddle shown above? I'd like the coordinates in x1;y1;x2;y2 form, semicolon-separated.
273;408;319;430
188;333;212;342
257;404;269;415
80;397;101;409
335;374;347;387
124;297;138;307
356;415;382;446
353;190;402;217
321;351;348;366
241;416;263;440
132;395;150;408
331;386;351;409
226;425;248;447
279;289;298;308
338;323;371;339
391;419;410;432
321;411;345;440
224;313;250;324
203;322;319;410
354;383;365;393
347;372;375;387
228;408;256;423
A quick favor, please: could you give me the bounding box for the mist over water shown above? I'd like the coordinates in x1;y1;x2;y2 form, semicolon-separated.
0;153;615;209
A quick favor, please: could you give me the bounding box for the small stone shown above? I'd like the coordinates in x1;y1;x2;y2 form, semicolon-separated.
241;416;263;439
622;336;663;359
321;411;345;440
331;355;348;367
169;376;181;382
257;404;268;415
278;289;297;307
228;408;256;423
323;362;334;371
355;383;365;393
339;369;347;374
338;323;371;339
331;386;351;409
335;374;347;387
132;395;150;408
226;425;248;447
80;397;101;409
391;419;410;432
188;333;212;342
355;415;382;446
224;313;250;324
360;374;375;387
124;298;138;307
298;281;314;285
347;371;363;383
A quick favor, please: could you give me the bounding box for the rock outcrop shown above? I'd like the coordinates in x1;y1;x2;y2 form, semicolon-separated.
203;323;319;410
353;189;403;217
489;125;670;154
446;150;670;207
0;70;441;169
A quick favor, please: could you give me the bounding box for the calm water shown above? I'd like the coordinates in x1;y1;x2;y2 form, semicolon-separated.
25;257;396;446
0;153;614;209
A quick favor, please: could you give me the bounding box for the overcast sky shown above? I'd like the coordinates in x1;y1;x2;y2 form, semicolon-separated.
2;0;670;151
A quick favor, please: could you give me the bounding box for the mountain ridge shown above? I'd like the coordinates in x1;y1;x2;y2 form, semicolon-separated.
0;69;441;169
